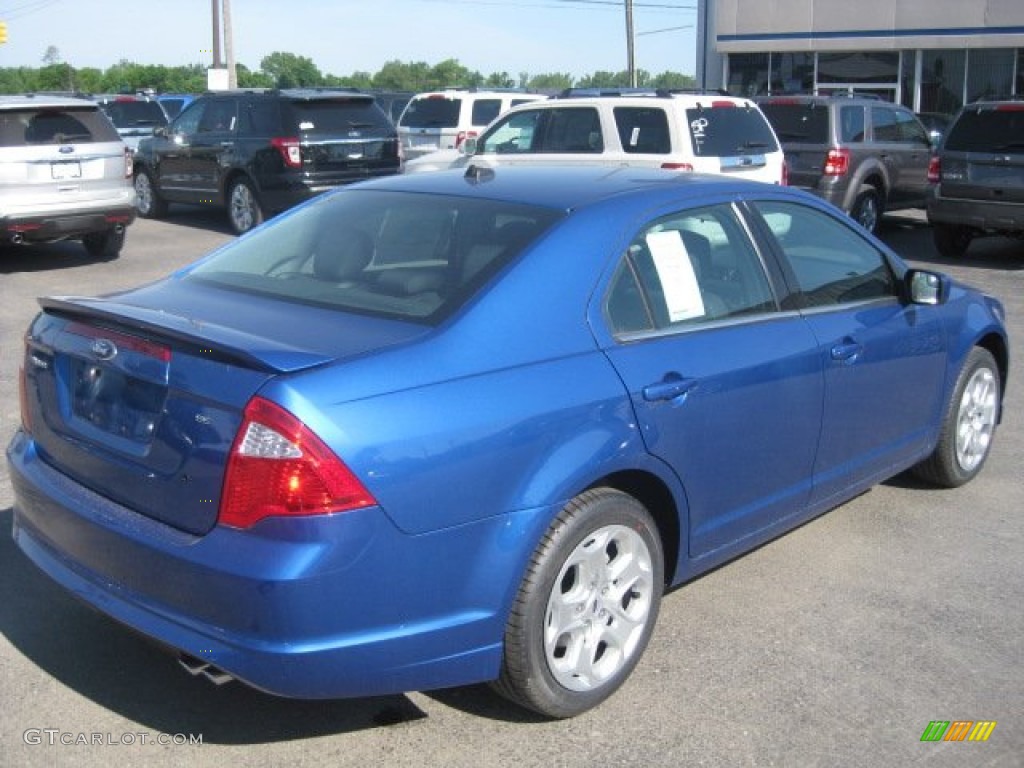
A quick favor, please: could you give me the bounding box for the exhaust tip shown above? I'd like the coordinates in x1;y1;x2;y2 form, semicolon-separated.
177;652;234;686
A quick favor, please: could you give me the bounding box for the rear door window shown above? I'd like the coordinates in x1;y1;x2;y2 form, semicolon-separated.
944;105;1024;152
1;107;121;145
686;104;779;157
759;102;829;143
287;98;392;136
400;97;461;128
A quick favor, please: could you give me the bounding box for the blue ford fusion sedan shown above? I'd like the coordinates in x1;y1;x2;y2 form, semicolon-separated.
7;166;1008;718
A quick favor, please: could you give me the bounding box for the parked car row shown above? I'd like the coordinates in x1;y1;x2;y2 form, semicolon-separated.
2;88;1020;259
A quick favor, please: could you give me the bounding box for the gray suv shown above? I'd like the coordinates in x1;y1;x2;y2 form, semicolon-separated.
927;100;1024;258
1;94;136;258
758;94;933;233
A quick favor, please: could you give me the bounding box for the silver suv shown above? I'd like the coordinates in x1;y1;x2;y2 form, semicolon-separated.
1;94;135;258
758;94;933;233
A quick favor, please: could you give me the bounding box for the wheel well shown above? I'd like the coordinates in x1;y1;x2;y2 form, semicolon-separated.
589;470;681;585
977;332;1010;404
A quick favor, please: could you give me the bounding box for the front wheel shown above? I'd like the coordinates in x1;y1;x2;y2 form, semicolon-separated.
913;347;1000;487
492;488;664;718
227;178;263;235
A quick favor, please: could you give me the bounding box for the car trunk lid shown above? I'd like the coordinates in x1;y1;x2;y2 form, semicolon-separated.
21;286;427;535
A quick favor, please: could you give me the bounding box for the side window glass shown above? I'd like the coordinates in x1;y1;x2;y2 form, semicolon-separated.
753;201;896;308
242;101;282;135
171;101;206;136
198;100;237;133
614;107;671;154
839;106;865;143
872;107;899;142
538;108;603;153
897;111;929;144
471;99;502;126
605;204;776;335
479;110;542;154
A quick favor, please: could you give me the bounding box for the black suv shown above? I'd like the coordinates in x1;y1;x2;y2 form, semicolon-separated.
758;94;934;233
133;89;401;234
927;100;1024;258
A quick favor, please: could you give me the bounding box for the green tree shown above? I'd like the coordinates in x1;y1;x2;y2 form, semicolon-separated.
260;52;323;88
527;73;574;91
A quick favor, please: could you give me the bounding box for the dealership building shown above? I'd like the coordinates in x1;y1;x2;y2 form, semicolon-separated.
696;0;1024;113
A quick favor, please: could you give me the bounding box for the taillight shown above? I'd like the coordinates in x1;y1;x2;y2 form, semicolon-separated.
928;155;941;184
781;160;789;186
823;148;850;177
124;147;133;178
219;397;376;529
661;162;694;171
455;130;477;149
271;137;302;169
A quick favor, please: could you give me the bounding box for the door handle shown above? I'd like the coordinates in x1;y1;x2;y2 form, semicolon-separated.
830;339;863;363
642;375;698;404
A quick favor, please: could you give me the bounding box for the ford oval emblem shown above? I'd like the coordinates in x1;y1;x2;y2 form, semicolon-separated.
59;145;74;154
91;338;118;361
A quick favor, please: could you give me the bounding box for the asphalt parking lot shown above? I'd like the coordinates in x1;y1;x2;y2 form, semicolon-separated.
1;207;1021;768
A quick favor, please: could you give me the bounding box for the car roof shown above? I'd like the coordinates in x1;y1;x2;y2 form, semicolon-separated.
0;93;100;110
347;164;783;211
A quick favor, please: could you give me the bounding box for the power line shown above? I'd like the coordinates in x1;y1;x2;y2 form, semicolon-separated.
1;0;64;20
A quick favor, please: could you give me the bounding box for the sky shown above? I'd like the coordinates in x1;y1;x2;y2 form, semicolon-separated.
0;0;698;80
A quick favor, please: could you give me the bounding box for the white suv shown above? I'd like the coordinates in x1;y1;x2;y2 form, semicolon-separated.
1;94;136;258
397;89;548;161
406;91;786;185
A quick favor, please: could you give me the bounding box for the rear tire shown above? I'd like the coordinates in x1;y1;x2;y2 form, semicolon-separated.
492;488;664;718
82;228;125;260
912;347;1000;487
932;222;973;259
850;187;881;233
227;178;263;235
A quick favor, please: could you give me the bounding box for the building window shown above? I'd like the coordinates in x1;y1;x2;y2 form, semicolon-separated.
817;52;899;84
771;53;814;94
728;53;770;97
967;48;1015;102
920;50;966;114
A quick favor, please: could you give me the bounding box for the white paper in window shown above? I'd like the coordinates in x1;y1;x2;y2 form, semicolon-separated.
647;231;705;322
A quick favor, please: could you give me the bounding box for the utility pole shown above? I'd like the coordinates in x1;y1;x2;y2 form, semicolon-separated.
211;0;222;68
625;0;637;87
223;0;237;88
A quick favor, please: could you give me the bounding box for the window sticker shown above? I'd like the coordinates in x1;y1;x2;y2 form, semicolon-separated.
630;126;641;147
299;121;315;130
646;231;705;322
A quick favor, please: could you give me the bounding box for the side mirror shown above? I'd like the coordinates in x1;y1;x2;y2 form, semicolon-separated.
906;269;948;305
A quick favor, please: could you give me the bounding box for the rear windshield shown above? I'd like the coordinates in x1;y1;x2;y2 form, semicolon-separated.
685;104;779;156
285;99;393;136
759;102;830;144
944;105;1024;152
0;106;121;146
99;100;168;129
400;97;461;128
185;189;562;324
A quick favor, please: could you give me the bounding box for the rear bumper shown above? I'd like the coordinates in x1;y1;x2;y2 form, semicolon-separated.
7;429;538;699
927;191;1024;234
257;167;402;215
1;203;136;244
